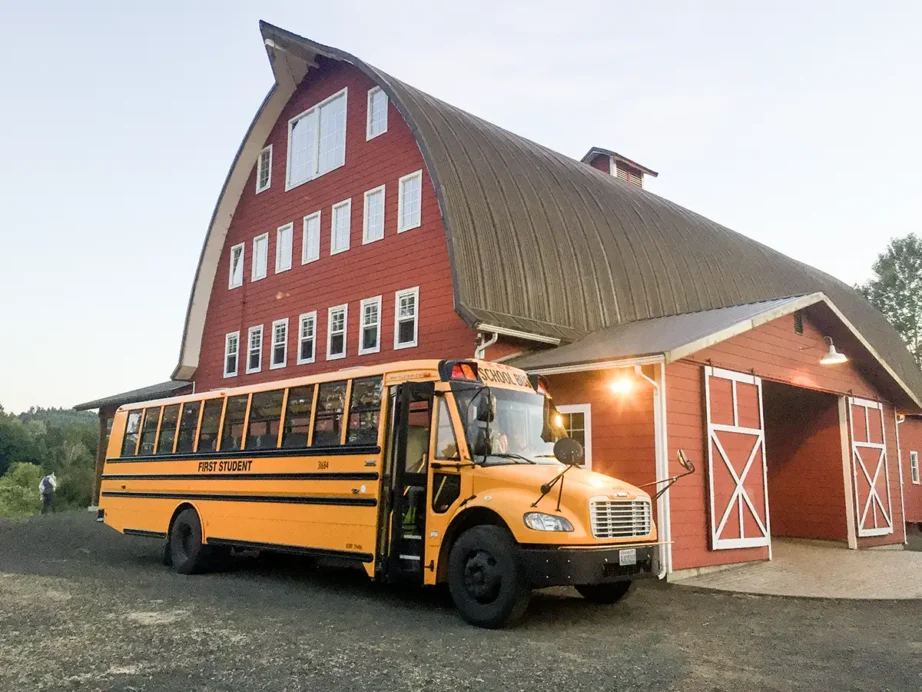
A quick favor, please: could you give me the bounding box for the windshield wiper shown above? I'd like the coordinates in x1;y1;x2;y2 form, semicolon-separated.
489;453;537;464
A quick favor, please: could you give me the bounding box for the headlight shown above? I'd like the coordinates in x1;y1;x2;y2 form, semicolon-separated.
523;512;574;532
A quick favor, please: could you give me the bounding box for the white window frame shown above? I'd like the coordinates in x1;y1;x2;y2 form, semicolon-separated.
331;198;352;255
297;311;317;365
246;325;263;374
302;211;321;265
228;242;245;289
256;144;272;193
394;287;420;350
223;331;240;378
252;233;269;282
366;86;388;140
362;185;386;245
270;318;289;370
285;87;348;191
327;304;348;360
557;404;592;470
275;223;293;274
911;450;920;485
358;295;382;355
397;170;423;233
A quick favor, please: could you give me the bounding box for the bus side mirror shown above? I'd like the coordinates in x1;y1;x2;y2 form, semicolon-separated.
474;393;495;423
677;449;695;472
468;424;490;458
553;438;584;465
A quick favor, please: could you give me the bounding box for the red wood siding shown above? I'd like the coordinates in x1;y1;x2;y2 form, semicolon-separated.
588;154;610;173
194;59;474;391
898;417;922;523
763;387;847;541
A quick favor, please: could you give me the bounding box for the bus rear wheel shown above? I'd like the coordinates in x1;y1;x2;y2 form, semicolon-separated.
447;526;530;629
169;508;215;574
575;580;632;604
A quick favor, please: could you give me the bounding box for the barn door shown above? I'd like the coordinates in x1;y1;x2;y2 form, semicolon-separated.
704;367;771;551
847;397;893;537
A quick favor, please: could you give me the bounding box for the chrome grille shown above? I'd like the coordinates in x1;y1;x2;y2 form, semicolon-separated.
590;498;652;539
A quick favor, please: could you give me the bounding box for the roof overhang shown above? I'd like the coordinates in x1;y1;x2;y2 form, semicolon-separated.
74;381;193;412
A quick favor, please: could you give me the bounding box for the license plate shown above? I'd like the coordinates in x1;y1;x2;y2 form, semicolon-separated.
618;548;637;566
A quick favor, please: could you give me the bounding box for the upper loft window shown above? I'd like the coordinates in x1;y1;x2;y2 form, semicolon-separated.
394;287;419;349
228;243;244;289
363;185;385;244
366;87;388;140
327;304;348;360
252;233;268;281
302;211;321;264
224;331;240;378
256;145;272;193
398;170;422;232
331;199;351;255
276;223;293;273
286;88;348;191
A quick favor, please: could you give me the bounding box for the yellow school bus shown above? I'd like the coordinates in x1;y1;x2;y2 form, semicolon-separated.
99;359;660;628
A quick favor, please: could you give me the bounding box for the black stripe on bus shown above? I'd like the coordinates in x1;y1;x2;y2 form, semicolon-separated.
123;528;168;539
105;444;381;464
206;537;374;564
100;490;377;507
101;472;380;482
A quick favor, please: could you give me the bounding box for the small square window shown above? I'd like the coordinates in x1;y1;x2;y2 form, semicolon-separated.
298;312;317;365
276;223;293;273
398;170;422;232
366;87;388;140
224;332;240;378
256;145;272;193
327;304;348;360
302;212;321;264
228;243;244;289
363;186;385;244
271;318;288;370
359;296;382;355
252;233;269;281
394;287;419;349
246;325;263;374
331;199;351;255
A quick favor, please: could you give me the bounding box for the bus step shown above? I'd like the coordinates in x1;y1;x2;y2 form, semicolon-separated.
398;554;421;561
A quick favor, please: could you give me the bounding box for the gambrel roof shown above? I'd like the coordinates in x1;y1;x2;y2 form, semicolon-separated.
173;21;922;408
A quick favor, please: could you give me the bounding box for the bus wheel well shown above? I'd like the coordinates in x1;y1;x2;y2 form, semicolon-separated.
167;502;198;538
436;507;511;583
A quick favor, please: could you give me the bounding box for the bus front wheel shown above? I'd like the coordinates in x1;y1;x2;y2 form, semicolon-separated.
575;580;632;604
447;526;530;629
169;508;215;574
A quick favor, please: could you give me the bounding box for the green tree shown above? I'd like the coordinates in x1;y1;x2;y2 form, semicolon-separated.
857;233;922;366
0;462;43;518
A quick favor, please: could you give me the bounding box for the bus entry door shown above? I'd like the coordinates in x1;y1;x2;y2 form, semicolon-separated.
387;381;434;581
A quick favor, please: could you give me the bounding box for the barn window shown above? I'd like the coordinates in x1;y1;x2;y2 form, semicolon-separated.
271;318;288;370
224;332;240;378
359;296;382;355
366;87;388;140
275;223;293;273
256;145;272;193
394;287;419;349
363;185;385;244
246;325;263;374
397;170;422;232
252;233;268;281
286;88;347;190
302;211;321;264
557;404;592;469
331;199;351;255
327;304;348;360
298;312;317;365
228;243;244;289
911;451;920;485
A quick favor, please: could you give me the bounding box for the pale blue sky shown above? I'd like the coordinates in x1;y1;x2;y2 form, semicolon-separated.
1;1;920;413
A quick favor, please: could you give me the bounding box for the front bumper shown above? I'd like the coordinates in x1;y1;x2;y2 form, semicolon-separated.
519;544;656;588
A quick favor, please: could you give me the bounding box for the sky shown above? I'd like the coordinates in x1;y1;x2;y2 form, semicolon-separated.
1;1;920;413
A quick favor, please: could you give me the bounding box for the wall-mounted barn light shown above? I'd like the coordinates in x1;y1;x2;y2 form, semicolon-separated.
820;336;848;366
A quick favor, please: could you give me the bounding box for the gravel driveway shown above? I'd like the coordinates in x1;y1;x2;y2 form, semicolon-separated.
1;512;920;691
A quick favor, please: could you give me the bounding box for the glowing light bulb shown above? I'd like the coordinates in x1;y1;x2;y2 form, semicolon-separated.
610;378;633;394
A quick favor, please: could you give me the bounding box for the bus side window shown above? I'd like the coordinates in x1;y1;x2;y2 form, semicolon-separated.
220;395;249;452
312;381;347;447
138;407;162;455
347;376;383;445
282;385;314;448
155;405;180;455
121;411;142;456
405;400;432;474
247;390;284;450
434;398;460;460
175;401;201;454
198;398;224;452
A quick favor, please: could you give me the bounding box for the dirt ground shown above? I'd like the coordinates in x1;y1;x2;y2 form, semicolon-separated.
1;512;921;691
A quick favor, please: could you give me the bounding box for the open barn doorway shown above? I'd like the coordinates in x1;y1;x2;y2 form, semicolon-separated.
761;381;849;543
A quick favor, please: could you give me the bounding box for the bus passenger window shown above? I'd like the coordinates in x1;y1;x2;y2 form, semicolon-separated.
312;381;346;447
347;376;383;445
138;407;162;455
155;405;180;455
220;395;249;451
434;398;460;460
198;398;224;452
282;385;314;448
174;401;200;454
121;411;142;456
246;390;284;450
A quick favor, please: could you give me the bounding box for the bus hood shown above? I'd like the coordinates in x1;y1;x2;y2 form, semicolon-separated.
474;463;650;503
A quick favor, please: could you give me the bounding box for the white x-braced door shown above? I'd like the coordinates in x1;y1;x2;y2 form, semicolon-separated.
847;397;893;537
704;367;771;550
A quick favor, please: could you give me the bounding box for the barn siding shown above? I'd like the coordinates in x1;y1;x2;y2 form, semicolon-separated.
194;58;474;391
898;417;922;523
587;155;610;173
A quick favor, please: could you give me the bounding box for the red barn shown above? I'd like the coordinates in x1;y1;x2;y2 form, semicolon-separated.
79;22;922;577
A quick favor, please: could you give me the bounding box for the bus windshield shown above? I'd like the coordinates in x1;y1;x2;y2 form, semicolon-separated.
453;385;568;466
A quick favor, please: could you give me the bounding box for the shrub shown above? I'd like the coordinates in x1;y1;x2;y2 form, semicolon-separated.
0;462;43;519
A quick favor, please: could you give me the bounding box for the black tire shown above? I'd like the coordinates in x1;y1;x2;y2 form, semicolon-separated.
576;580;633;604
169;508;214;574
447;526;530;629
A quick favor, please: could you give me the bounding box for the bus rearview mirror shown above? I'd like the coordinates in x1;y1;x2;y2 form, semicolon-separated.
553;438;584;465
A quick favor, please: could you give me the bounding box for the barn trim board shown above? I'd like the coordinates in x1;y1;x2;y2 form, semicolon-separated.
847;397;894;538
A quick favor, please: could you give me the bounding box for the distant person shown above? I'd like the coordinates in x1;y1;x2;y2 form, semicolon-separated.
39;472;57;514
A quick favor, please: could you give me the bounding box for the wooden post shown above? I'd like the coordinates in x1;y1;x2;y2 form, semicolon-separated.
91;408;111;507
